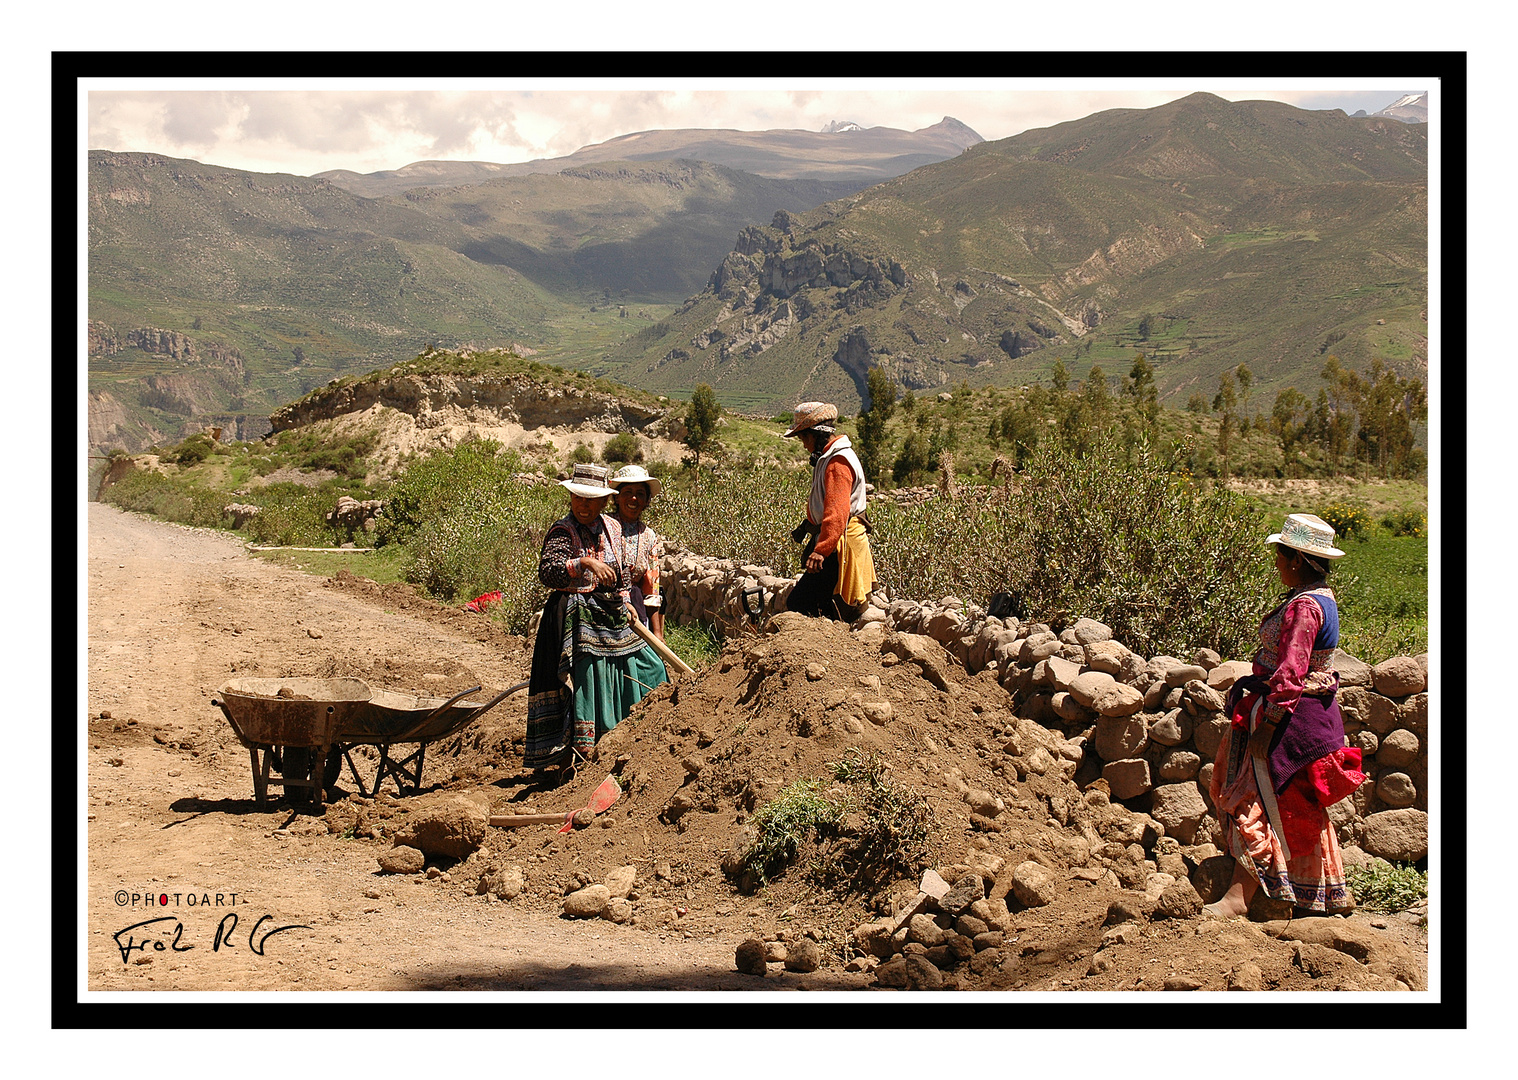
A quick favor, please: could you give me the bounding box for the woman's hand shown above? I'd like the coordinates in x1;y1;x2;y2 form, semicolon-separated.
580;556;617;586
1249;720;1276;761
805;550;825;573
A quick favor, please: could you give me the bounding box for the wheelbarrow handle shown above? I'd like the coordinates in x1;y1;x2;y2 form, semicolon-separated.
393;685;483;742
465;679;531;724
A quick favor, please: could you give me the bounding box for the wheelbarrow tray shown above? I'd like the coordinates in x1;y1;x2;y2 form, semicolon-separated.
346;686;501;744
215;677;373;748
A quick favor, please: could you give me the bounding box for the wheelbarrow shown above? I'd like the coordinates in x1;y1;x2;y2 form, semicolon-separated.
330;680;529;797
212;677;528;805
212;677;373;807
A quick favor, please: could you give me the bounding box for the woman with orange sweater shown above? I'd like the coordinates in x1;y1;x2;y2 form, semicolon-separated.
782;401;876;622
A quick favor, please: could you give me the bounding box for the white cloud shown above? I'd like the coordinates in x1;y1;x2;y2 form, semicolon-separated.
85;82;1425;177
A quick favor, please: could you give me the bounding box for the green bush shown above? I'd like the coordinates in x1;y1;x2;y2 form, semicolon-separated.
379;440;562;627
243;484;340;547
1380;509;1427;538
1345;861;1427;913
874;435;1273;658
165;434;217;466
571;443;595;464
1319;502;1372;541
100;468;229;528
374;439;524;547
602;431;642;464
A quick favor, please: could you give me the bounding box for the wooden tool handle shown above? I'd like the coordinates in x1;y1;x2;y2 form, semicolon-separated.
489;813;568;827
628;616;695;674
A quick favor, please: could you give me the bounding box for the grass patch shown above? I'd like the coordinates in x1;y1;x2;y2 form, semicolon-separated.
662;620;723;668
1332;533;1428;662
247;545;408;585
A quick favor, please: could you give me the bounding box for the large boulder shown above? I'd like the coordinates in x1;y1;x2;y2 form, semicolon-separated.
1361;808;1428;863
1149;783;1209;845
1372;656;1426;697
391;790;491;859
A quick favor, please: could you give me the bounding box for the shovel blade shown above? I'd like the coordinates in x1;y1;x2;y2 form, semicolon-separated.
556;775;623;833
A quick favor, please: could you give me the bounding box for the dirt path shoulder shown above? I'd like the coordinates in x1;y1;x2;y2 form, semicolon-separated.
82;503;783;993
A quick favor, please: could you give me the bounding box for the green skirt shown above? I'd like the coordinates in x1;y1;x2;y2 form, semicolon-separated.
572;645;669;742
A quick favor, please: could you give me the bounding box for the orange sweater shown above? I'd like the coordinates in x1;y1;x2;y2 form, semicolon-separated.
811;448;855;558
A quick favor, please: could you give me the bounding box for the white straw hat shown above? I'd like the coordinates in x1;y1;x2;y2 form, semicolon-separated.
783;401;838;438
560;463;616;498
608;464;662;498
1265;513;1345;559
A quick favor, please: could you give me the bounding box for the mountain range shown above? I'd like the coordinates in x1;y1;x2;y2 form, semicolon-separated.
86;96;1426;451
314;117;984;197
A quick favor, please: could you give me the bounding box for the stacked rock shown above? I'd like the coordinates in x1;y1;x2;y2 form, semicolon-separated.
655;550;1430;867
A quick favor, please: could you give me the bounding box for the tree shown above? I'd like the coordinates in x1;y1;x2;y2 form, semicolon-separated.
1270;387;1311;475
683;384;721;489
1138;312;1155;341
292;345;306;364
1212;370;1239;478
1050;358;1070;394
856;366;898;484
1235;363;1253;423
1128;354;1159;427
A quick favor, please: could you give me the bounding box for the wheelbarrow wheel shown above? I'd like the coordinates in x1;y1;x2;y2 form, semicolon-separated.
322;747;344;791
280;745;314;806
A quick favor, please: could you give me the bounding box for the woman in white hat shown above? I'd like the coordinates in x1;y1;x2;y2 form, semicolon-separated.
782;401;876;622
524;463;668;772
608;464;666;641
1206;513;1366;919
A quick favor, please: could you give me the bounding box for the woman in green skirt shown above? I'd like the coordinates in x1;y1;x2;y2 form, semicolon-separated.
524;463;668;772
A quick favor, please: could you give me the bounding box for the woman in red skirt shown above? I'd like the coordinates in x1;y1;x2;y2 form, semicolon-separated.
1206;513;1367;919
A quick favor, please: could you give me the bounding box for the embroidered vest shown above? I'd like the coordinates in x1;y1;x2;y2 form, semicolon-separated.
1257;585;1339;695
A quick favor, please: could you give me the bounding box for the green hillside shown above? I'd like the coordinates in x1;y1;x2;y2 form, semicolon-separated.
87;152;852;451
598;93;1427;415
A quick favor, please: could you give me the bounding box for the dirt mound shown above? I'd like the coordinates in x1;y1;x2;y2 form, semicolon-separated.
419;611;1425;991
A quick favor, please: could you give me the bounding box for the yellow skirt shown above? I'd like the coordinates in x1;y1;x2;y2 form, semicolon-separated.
834;517;876;609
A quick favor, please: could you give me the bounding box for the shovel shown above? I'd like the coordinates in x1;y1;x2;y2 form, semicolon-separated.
488;774;623;831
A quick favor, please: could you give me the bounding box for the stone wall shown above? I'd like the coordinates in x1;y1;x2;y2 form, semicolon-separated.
658;549;1430;867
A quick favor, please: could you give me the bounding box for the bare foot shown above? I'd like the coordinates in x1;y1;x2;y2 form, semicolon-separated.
1204;863;1257;918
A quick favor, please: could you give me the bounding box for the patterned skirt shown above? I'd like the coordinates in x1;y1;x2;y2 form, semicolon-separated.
1210;696;1357;912
524;589;667;769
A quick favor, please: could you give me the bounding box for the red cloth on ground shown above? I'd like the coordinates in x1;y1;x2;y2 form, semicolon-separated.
463;590;503;613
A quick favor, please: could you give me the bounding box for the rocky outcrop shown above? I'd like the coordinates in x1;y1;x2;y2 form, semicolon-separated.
269;370;673;437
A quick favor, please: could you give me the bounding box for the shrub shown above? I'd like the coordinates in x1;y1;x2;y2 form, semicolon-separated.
1380;509;1427;538
243;484;340;547
100;468;228;528
1319;503;1372;542
1345;861;1427;913
571;443;595;465
740;779;845;886
165;434;217;466
874;435;1273;658
375;439;524;547
603;431;642;464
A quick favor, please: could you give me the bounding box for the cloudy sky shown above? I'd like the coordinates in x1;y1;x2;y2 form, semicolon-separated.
84;80;1428;178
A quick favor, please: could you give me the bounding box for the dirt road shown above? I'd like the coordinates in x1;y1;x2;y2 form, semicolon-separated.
82;502;785;993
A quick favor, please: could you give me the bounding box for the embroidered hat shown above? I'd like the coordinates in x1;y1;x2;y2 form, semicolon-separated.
1265;513;1345;559
783;401;839;438
608;463;662;498
560;462;616;499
